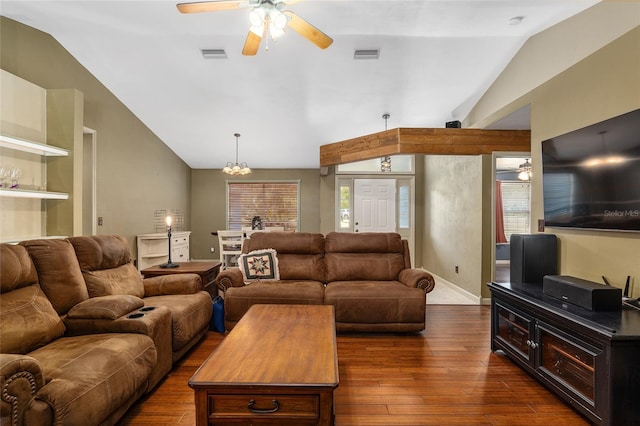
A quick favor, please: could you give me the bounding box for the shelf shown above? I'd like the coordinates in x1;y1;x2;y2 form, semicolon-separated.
1;235;67;244
0;134;69;156
0;188;69;200
141;253;169;259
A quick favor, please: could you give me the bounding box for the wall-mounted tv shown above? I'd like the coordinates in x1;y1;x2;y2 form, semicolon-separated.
542;108;640;232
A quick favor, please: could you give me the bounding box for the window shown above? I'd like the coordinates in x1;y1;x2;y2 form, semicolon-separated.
227;181;299;231
338;180;351;229
501;181;531;240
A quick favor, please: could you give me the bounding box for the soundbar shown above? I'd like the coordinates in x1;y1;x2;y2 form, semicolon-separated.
543;275;622;311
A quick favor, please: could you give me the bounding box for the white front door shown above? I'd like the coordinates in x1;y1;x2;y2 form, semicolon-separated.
354;179;396;233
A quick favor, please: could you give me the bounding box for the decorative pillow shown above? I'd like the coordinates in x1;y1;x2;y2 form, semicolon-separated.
238;249;280;282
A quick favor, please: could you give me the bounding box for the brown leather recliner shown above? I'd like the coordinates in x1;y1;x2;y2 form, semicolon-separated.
1;242;157;426
69;235;213;363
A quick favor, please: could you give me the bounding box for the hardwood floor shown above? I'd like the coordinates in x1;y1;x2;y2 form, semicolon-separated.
118;305;589;425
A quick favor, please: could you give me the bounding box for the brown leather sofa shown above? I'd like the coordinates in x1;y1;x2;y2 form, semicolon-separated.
216;232;435;332
0;236;212;426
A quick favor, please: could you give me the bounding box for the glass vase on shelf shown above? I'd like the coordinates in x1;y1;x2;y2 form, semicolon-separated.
0;165;7;188
9;167;21;189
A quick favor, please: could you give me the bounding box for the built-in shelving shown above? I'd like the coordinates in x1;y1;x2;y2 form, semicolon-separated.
0;134;69;157
0;188;69;200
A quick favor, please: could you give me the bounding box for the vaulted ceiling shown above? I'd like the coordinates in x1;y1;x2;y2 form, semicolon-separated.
0;0;599;168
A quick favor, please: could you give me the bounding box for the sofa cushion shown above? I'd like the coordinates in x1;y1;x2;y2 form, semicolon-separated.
325;232;405;282
0;284;66;354
29;333;156;425
143;292;213;352
20;239;89;315
82;263;145;298
238;249;280;281
244;233;326;282
225;281;325;325
324;280;426;324
0;244;38;293
69;235;131;270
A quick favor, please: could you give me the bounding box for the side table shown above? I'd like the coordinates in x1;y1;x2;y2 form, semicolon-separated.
141;261;222;297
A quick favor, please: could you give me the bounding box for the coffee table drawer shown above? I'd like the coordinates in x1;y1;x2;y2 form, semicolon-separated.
208;394;319;421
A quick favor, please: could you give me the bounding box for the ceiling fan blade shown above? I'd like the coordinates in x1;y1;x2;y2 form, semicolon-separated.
283;10;333;49
242;30;262;56
177;1;246;14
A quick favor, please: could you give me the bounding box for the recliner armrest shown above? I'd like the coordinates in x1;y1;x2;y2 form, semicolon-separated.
1;354;46;424
215;268;245;292
143;273;202;296
398;268;436;293
66;294;144;320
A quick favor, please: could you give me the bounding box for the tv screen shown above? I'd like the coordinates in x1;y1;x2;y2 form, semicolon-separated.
542;108;640;232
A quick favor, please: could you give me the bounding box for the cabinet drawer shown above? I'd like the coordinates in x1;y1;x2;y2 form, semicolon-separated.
207;394;319;420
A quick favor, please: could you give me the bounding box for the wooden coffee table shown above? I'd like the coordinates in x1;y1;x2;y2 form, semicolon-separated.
189;304;338;425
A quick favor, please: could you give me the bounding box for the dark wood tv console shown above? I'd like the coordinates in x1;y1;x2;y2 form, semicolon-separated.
489;281;640;426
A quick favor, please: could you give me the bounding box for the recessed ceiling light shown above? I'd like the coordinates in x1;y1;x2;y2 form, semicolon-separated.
354;49;380;60
201;49;227;59
508;16;525;26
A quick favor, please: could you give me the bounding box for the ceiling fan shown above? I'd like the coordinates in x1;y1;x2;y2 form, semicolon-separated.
176;0;333;55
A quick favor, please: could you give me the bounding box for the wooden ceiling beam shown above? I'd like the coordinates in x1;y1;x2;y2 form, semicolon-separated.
319;128;531;167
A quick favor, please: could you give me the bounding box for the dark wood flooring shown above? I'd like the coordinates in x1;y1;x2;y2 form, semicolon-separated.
118;305;589;425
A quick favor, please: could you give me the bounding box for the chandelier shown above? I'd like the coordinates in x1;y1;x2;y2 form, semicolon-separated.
222;133;252;175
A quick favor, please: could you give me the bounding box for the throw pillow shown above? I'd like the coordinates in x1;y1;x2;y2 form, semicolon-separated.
238;249;280;282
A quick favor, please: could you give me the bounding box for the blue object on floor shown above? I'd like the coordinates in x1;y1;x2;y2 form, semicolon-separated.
210;296;225;333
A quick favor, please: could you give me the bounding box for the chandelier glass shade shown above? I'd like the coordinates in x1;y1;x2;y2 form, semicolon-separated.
223;133;252;175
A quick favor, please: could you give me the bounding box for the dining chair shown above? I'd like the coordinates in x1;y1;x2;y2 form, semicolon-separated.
217;230;245;269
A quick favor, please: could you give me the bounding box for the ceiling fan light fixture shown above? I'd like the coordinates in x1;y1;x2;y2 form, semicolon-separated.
249;7;265;27
518;159;532;181
270;9;288;29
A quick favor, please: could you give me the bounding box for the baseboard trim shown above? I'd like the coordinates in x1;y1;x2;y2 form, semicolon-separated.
423;269;482;305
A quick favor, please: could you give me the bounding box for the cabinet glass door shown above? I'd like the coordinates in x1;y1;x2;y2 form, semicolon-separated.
538;325;599;404
495;303;532;362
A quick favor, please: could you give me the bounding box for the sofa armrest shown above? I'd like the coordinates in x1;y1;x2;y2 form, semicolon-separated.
66;295;144;320
216;268;244;292
143;273;202;296
398;269;436;293
1;354;46;425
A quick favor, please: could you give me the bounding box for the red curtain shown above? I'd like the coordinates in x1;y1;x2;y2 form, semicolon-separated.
495;181;508;243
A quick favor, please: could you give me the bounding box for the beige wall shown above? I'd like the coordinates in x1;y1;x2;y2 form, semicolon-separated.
190;168;321;260
467;15;640;296
422;155;484;296
1;17;192;256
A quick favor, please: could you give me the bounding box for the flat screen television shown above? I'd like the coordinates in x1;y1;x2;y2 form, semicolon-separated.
541;108;640;232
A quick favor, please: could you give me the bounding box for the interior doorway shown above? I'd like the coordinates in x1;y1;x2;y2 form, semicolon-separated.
493;154;531;283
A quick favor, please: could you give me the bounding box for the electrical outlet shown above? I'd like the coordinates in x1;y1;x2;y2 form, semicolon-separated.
538;219;545;232
210;247;216;253
455;265;459;273
98;217;103;226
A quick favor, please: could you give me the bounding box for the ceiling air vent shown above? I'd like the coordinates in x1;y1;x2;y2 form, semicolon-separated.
353;49;380;60
201;49;227;59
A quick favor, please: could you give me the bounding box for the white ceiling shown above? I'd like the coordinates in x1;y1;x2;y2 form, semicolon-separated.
1;0;599;169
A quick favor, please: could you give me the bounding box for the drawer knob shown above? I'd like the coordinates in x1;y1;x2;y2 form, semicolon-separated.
248;399;280;414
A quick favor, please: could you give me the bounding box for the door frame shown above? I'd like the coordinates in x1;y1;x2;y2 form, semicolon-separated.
491;151;531;282
83;127;97;235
